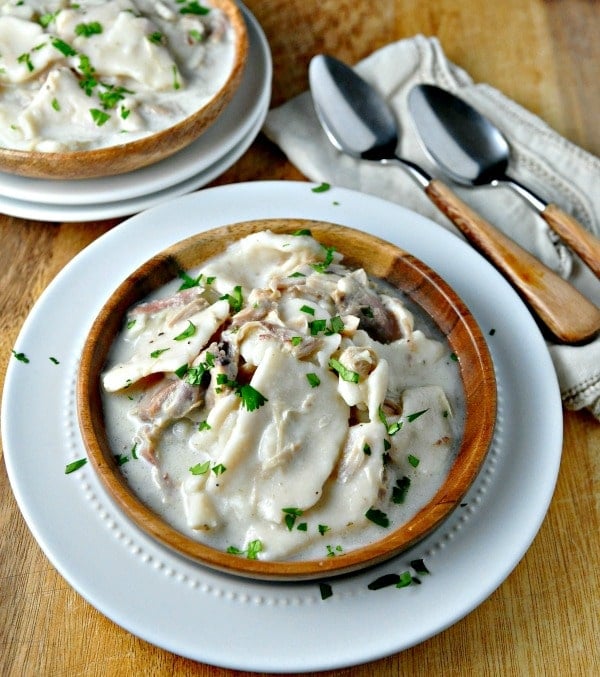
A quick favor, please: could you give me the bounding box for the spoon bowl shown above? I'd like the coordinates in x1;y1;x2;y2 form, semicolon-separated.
408;84;600;277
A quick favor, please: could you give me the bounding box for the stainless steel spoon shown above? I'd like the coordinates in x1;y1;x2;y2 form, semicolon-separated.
408;83;600;277
308;55;600;344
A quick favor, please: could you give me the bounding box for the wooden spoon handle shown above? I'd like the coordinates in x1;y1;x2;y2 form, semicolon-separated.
425;179;600;344
541;204;600;278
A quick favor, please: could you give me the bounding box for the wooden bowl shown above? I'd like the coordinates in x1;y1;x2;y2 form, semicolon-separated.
78;218;497;580
0;0;247;180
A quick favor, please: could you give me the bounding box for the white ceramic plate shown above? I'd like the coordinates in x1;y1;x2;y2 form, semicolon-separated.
0;5;270;208
0;102;267;222
2;182;562;672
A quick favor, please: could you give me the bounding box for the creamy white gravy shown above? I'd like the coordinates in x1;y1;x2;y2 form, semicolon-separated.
101;231;464;562
0;0;237;151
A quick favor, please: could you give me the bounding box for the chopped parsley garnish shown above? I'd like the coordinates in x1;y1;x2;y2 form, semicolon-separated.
220;285;243;312
212;463;227;476
450;352;458;362
367;573;402;590
308;319;327;335
227;539;263;560
75;21;103;37
179;1;210;15
318;524;330;536
120;106;130;120
293;228;312;236
365;507;390;528
49;356;60;364
291;336;303;347
406;409;428;422
392;476;411;504
296;522;308;532
98;84;134;110
306;373;320;388
489;328;496;336
39;11;60;27
189;460;210;475
326;544;343;557
319;582;333;600
174;321;196;341
172;64;181;90
327;315;345;334
329;358;359;383
282;507;303;531
127;319;136;330
396;571;413;588
115;453;129;466
288;271;306;278
51;38;77;57
311;182;331;193
178;270;203;289
310;245;335;273
198;420;211;431
216;374;268;412
130;442;138;460
378;406;402;435
90;108;110;126
150;347;170;358
51;97;60;111
148;31;165;45
407;454;420;468
361;306;374;318
65;458;87;474
363;443;371;456
11;350;29;363
410;558;430;575
188;29;204;43
300;304;315;315
17;53;34;72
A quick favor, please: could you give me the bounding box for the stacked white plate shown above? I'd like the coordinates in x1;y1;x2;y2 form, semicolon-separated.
0;6;271;223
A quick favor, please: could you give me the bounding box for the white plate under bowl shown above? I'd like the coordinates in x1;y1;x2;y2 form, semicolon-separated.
0;99;267;222
2;181;562;672
0;5;270;207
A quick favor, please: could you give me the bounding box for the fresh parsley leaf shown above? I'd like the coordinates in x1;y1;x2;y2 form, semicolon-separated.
319;582;333;600
329;358;359;383
211;463;227;476
310;245;335;273
150;347;170;358
392;476;411;504
65;458;87;474
51;38;77;56
246;539;263;560
308;319;327;336
408;454;420;468
220;285;243;312
174;321;196;341
283;507;303;531
198;420;211;431
306;373;320;388
90;108;110;126
189;460;210;475
75;21;103;37
236;384;267;411
179;1;210;15
365;507;390;528
395;571;413;588
318;524;330;536
407;409;428;423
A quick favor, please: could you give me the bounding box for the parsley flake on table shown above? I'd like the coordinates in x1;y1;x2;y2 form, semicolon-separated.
319;582;333;600
11;350;29;363
311;182;331;193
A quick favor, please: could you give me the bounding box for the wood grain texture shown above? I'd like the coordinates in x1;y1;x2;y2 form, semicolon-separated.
1;0;599;675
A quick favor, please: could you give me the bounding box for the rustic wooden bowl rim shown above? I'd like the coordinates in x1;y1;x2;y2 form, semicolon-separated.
77;218;497;581
0;0;247;180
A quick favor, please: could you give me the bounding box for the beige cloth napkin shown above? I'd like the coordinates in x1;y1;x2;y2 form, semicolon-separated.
263;35;600;421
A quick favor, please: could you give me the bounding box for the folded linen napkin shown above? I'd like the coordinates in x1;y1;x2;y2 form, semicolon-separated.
263;34;600;421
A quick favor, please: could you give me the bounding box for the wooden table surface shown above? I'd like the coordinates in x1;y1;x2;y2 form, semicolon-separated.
1;1;599;675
